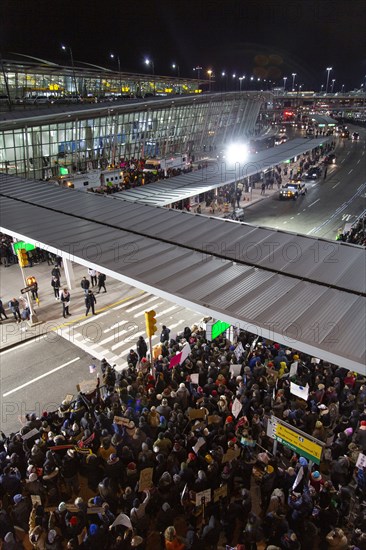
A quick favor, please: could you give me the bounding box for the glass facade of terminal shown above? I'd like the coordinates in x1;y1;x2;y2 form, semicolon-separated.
0;94;267;179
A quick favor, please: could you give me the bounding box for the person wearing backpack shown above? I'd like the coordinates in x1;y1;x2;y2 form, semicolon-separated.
85;289;97;316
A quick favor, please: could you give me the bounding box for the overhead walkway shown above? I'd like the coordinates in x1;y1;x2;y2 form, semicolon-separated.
112;137;332;207
0;174;365;373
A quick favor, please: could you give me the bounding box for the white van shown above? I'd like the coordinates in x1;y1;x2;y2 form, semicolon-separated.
143;154;189;176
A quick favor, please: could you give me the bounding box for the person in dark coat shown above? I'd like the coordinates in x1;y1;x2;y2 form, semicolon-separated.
136;336;148;360
96;273;107;293
85;289;97;316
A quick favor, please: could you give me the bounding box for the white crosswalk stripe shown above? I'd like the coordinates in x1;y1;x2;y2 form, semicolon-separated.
57;288;197;371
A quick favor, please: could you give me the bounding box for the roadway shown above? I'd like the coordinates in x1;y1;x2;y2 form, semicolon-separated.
243;126;366;239
1;125;365;436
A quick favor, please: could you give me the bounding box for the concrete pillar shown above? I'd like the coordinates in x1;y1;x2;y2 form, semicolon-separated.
63;258;75;290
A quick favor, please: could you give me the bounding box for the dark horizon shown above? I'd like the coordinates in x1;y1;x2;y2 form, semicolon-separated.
1;0;365;91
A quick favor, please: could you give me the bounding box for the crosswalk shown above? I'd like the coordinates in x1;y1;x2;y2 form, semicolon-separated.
58;291;197;370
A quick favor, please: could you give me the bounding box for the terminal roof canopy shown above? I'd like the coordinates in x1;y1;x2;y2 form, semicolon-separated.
0;174;365;374
113;137;333;207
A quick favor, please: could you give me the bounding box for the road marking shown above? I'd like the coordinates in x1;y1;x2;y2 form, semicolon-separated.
312;183;317;187
332;182;340;188
126;295;160;312
356;159;360;164
297;213;301;216
348;169;353;174
3;357;80;397
308;199;320;208
133;302;165;317
341;159;345;163
306;228;316;235
290;217;294;220
50;292;144;331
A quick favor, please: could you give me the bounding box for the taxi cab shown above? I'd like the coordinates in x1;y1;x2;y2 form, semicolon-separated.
279;181;307;200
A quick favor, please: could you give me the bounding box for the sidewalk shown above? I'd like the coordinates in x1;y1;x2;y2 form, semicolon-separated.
0;260;140;351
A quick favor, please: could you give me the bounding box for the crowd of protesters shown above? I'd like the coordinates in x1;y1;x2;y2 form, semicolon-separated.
1;322;366;549
336;215;366;246
84;157;195;196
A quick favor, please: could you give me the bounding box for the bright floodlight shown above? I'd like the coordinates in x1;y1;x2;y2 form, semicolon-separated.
145;59;150;65
226;143;249;165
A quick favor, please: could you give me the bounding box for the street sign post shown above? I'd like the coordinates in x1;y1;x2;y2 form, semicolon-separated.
267;416;324;464
21;284;37;294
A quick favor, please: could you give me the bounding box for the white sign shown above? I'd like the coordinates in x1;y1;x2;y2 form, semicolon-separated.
190;373;199;384
232;398;243;418
195;488;211;506
192;437;206;454
290;382;309;401
356;452;366;469
289;361;298;377
229;364;242;378
234;342;244;362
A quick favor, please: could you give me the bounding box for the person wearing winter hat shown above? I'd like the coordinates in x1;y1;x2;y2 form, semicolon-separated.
355;420;366;452
310;470;323;493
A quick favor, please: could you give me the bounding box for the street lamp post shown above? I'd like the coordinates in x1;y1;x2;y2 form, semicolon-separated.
326;67;332;94
331;79;336;93
232;74;236;91
145;58;155;96
110;53;121;94
291;73;296;91
283;76;287;91
320;84;324;94
221;71;228;91
172;63;180;94
193;66;202;81
207;69;213;92
341;84;345;93
239;76;245;91
61;44;78;95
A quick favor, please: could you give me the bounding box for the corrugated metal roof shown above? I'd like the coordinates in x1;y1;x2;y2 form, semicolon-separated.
112;137;333;206
0;175;365;373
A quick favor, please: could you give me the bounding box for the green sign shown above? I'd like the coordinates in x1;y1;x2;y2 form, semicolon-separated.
267;416;324;464
59;167;69;175
211;320;231;340
13;241;36;252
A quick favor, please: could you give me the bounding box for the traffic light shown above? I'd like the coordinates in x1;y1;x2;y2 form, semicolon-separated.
144;310;157;338
17;248;28;267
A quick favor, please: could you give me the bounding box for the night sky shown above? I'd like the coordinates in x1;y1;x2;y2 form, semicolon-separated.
1;0;365;90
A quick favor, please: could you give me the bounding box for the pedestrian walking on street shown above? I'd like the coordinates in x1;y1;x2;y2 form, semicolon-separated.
160;325;171;343
51;275;61;299
85;289;97;316
60;288;71;318
81;276;90;295
96;272;107;293
88;267;97;287
261;182;266;195
0;298;8;320
51;264;61;280
324;167;328;180
30;281;38;301
136;335;148;360
8;298;21;322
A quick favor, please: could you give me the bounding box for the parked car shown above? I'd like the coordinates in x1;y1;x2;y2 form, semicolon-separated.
352;132;360;141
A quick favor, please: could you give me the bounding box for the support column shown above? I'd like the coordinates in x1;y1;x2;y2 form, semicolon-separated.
63;258;75;290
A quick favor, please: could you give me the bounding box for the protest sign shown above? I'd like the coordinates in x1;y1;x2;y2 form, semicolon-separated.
139;468;153;491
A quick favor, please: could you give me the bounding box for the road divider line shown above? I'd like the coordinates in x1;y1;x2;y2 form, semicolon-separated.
332;182;340;188
3;357;80;397
348;169;353;174
308;199;320;208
